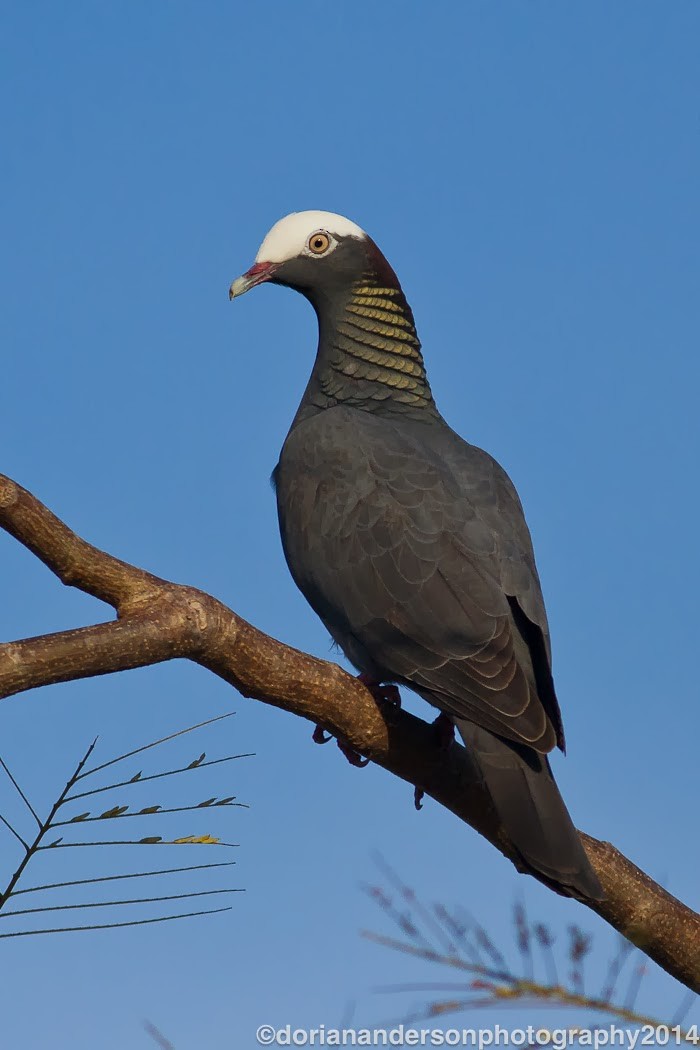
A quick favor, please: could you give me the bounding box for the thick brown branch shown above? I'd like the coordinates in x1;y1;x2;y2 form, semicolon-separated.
0;473;698;992
0;472;160;607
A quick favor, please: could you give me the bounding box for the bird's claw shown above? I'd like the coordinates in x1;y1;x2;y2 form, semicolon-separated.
313;724;368;767
357;673;401;708
312;724;332;745
432;712;455;750
336;739;370;768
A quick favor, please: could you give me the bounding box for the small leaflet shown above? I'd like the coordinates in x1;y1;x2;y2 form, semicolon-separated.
99;805;129;819
173;834;220;845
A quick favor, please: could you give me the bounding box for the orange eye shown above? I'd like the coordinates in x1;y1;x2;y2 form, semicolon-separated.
308;231;330;255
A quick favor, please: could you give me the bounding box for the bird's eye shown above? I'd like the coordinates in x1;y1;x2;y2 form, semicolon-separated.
308;231;331;255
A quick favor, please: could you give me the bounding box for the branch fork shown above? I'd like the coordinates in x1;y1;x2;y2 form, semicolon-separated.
0;473;698;992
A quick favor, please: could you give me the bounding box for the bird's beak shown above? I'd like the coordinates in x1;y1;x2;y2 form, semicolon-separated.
228;261;279;301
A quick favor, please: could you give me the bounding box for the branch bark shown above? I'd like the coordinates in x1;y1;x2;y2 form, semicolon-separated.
1;473;698;993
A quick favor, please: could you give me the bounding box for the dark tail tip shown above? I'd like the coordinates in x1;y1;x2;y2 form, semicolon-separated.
456;720;604;901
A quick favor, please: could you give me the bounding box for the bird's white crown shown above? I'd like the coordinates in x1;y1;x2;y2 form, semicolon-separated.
255;210;366;264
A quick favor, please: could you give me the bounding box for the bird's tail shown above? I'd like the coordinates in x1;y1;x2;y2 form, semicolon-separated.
455;719;603;900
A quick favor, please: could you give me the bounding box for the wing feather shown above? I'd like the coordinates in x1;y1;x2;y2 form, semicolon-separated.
277;408;560;753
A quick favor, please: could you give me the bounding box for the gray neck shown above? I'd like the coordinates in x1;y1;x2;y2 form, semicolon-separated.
292;276;439;428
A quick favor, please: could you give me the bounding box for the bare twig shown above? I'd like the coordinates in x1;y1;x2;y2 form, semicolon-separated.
0;906;232;938
64;753;251;803
365;932;698;1039
0;756;41;827
365;873;698;1039
144;1020;176;1050
11;861;237;897
0;740;96;910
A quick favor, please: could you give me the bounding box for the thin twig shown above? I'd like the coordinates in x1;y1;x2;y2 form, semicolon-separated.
0;905;232;938
1;887;241;918
364;932;697;1037
52;801;246;827
0;740;96;908
78;712;237;780
37;839;239;849
0;756;41;828
143;1020;176;1050
0;812;28;852
64;754;253;804
10;861;237;897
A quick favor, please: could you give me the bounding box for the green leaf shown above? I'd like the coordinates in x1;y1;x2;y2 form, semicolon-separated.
187;752;206;769
216;796;235;806
129;771;142;783
138;805;161;815
197;798;216;808
139;836;163;844
69;812;91;822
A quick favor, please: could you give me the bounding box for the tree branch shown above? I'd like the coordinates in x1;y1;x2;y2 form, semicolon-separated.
1;473;698;993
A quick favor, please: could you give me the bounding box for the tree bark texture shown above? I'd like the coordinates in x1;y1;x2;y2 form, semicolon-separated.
0;473;698;993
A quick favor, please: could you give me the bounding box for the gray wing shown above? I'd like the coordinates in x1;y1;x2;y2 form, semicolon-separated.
440;433;564;748
445;437;553;659
276;409;563;754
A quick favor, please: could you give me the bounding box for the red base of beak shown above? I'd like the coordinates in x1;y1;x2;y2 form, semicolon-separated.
229;260;279;300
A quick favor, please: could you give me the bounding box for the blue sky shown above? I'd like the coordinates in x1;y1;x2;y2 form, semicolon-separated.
1;3;698;1046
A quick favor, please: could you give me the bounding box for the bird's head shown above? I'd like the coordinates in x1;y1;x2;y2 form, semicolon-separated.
229;210;399;306
229;210;433;416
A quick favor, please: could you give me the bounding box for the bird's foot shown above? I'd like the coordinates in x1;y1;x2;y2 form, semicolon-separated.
357;673;401;708
336;739;370;768
413;716;453;810
312;724;331;745
432;712;455;750
313;724;368;767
